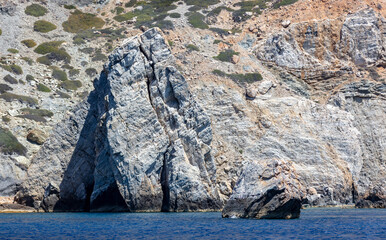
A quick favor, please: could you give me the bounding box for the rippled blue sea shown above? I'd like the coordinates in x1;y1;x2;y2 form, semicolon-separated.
0;208;385;239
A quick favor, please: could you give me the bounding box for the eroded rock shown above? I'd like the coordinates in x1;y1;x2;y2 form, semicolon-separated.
222;159;305;219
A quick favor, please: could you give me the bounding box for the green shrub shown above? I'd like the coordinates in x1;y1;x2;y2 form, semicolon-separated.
4;75;18;84
19;79;25;85
153;20;174;30
85;68;97;77
0;92;38;105
61;64;73;69
184;0;219;8
64;5;76;10
22;57;34;65
21;39;37;48
34;41;65;54
34;20;57;33
7;48;19;54
2;115;11;123
168;40;174;47
21;108;53;117
37;83;51;92
92;50;107;62
125;0;137;7
214;50;239;63
79;47;94;54
52;68;68;81
0;29;2;36
56;91;71;99
186;44;199;51
16;114;47;122
26;75;35;81
35;41;70;65
212;69;263;84
273;0;298;9
115;7;124;15
63;10;105;33
1;64;23;75
187;12;208;29
60;80;82;91
37;56;51;65
25;4;48;17
207;6;233;17
0;84;13;94
169;12;181;18
69;69;80;77
0;128;27;156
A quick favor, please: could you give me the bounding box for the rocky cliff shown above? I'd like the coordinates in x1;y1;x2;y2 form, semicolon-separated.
16;28;221;212
0;0;385;214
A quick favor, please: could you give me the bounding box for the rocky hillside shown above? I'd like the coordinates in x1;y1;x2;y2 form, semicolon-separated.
0;0;385;213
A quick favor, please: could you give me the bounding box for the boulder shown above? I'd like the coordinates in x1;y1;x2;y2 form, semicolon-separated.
222;159;305;219
26;130;47;145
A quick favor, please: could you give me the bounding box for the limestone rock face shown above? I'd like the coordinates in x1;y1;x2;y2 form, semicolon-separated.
256;8;385;80
17;28;220;212
330;80;386;208
222;159;305;219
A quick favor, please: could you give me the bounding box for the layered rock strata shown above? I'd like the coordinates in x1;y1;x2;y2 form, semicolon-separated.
222;159;305;219
16;28;220;212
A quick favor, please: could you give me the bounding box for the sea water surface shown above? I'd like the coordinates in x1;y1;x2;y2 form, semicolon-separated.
0;208;385;239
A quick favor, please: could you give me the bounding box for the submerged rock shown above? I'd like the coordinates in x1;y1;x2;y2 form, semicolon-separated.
222;159;305;219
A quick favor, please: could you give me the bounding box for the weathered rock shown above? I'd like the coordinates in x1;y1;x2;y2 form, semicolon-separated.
222;159;305;219
281;20;291;28
257;8;385;81
17;28;220;212
257;80;273;94
26;130;47;145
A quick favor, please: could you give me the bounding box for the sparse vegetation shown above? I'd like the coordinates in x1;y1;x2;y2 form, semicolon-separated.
186;44;199;51
35;41;71;65
63;10;105;33
22;57;34;66
7;48;19;54
26;75;35;81
1;64;23;75
0;128;27;156
187;12;208;29
0;84;13;94
34;20;57;33
52;67;68;81
56;91;71;99
0;29;2;36
0;92;38;105
16;114;47;123
115;7;124;15
169;13;181;18
92;50;107;62
184;0;219;8
64;5;76;10
60;80;82;91
214;50;239;63
212;69;263;84
273;0;298;9
168;40;174;47
37;83;51;92
4;75;18;84
25;4;48;17
35;41;65;54
21;39;37;48
69;69;80;77
85;68;97;77
2;115;11;123
125;0;137;7
21;108;53;117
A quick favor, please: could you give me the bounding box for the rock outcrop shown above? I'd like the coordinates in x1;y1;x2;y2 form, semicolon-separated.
16;28;220;212
222;159;305;219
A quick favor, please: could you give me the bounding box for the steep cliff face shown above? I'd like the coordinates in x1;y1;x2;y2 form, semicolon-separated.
17;28;220;212
11;5;386;212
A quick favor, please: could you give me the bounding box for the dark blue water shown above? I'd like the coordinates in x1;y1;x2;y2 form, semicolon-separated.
0;208;385;239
